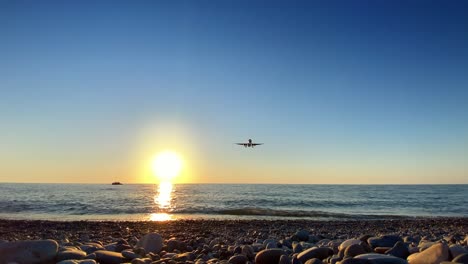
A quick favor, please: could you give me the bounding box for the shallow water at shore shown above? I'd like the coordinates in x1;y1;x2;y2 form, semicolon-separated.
0;183;467;221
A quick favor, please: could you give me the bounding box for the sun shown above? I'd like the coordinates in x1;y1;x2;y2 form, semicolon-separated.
151;151;182;181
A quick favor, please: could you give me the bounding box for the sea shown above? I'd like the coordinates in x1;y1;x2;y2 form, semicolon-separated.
0;183;467;221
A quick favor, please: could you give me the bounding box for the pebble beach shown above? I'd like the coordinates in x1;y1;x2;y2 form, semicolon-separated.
0;218;467;264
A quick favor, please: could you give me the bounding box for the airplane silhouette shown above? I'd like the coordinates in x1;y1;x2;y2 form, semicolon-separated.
236;139;263;148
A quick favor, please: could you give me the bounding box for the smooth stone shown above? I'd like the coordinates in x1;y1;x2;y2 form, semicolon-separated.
131;258;152;264
166;239;180;252
293;243;303;253
407;243;449;264
255;248;285;264
339;240;362;251
450;245;468;259
241;245;255;259
375;247;392;254
418;241;436;251
122;249;141;259
279;255;291;264
266;241;279;249
368;236;402;248
297;247;334;262
295;230;310;242
136;233;163;254
386;241;409;259
0;239;59;264
95;250;127;264
57;249;87;261
228;254;248;264
453;253;468;263
355;253;407;263
338;259;372;264
345;244;366;257
305;258;324;264
57;260;97;264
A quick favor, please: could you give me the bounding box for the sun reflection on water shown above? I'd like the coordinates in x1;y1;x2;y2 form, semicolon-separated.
150;181;174;221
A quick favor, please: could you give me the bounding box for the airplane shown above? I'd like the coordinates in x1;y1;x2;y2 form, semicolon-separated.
235;139;263;148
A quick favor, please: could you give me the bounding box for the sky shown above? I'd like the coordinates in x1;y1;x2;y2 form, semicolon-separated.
1;0;467;184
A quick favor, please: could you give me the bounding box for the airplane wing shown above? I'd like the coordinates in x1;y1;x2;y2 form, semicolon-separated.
251;143;263;146
235;143;246;145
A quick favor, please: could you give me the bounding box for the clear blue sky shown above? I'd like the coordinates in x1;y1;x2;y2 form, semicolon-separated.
1;0;467;183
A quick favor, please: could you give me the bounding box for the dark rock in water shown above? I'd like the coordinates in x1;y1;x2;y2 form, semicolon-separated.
255;248;285;264
368;235;402;248
57;249;87;261
406;243;449;264
0;239;59;264
296;230;310;242
136;233;163;254
345;244;366;257
94;250;126;264
228;254;248;264
385;241;409;259
453;253;468;264
297;247;334;262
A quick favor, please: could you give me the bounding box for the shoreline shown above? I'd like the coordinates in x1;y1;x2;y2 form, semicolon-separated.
1;217;467;240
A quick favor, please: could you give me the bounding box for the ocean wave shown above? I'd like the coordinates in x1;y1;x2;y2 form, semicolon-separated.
172;207;409;219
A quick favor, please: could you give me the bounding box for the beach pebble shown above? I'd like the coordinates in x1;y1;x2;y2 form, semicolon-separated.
297;247;334;262
57;249;87;261
57;260;97;264
385;241;410;259
339;239;362;251
295;230;310;241
228;254;248;264
344;244;366;257
136;233;163;254
255;248;285;264
305;258;323;264
279;254;291;264
131;258;152;264
241;245;255;259
166;238;180;252
453;253;468;263
355;253;407;263
339;259;372;264
293;242;303;253
450;245;467;259
122;249;141;259
368;235;402;248
407;243;449;264
0;239;58;264
94;250;127;264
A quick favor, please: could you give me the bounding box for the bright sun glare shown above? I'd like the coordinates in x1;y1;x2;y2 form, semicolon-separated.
152;151;182;181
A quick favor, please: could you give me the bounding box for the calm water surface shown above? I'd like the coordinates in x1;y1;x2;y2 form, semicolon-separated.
0;183;466;221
